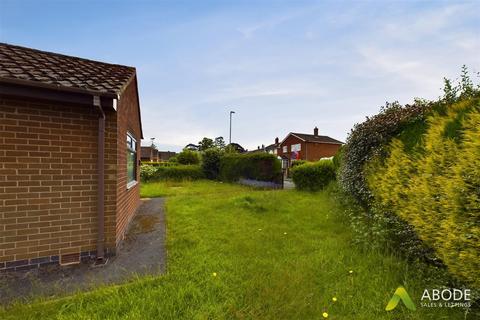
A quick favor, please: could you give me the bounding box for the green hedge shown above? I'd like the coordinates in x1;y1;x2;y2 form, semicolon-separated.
174;149;200;165
201;148;222;180
219;153;282;183
140;164;204;181
366;98;480;289
338;101;432;204
291;160;335;191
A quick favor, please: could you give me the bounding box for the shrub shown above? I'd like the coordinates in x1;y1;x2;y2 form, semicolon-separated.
140;164;157;182
291;160;336;191
291;160;307;168
338;101;432;204
219;153;282;183
201;148;222;179
366;98;480;288
140;164;204;181
176;150;200;165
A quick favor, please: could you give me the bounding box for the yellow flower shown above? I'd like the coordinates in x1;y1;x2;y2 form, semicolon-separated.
258;228;262;231
322;312;328;318
212;272;217;277
349;270;353;274
332;297;337;302
284;232;287;235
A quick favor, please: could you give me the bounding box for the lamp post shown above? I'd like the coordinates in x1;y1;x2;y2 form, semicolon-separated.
229;111;235;145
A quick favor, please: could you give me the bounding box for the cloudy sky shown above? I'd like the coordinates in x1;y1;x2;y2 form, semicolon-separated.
1;0;479;151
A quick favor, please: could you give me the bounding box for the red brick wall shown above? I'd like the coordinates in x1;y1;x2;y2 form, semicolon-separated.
115;77;142;244
0;98;117;265
278;134;341;162
278;135;305;160
304;142;341;161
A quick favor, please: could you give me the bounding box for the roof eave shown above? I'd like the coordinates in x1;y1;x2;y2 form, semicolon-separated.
0;77;118;99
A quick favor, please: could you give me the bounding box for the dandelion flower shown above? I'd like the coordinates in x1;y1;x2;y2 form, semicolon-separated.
284;232;287;235
322;312;328;318
332;297;337;302
258;228;262;231
212;272;217;277
349;270;353;274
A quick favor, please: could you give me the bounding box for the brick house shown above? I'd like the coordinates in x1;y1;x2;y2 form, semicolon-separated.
141;146;159;162
0;43;143;271
277;127;343;168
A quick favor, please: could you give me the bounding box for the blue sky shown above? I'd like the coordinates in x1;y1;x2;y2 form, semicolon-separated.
1;0;479;151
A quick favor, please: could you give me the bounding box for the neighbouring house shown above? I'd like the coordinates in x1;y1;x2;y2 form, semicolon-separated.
0;43;143;271
184;143;199;151
277;127;343;169
226;142;245;153
158;151;176;161
265;137;280;155
141;146;159;162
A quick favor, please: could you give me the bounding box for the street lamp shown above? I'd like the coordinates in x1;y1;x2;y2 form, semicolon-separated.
229;111;235;145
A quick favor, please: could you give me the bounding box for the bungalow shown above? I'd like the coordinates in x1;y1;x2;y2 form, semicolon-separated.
158;151;176;161
0;43;143;271
141;146;159;162
277;127;343;167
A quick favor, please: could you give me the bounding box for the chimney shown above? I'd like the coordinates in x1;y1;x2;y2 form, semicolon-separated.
314;127;319;136
275;137;279;144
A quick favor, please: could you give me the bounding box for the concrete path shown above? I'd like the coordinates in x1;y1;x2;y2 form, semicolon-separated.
283;179;295;190
0;198;166;305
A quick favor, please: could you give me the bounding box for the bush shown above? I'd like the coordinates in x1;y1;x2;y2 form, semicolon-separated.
291;160;336;191
201;148;222;179
140;164;157;182
176;150;200;165
366;98;480;288
140;164;204;181
338;101;432;204
219;153;282;183
291;160;307;168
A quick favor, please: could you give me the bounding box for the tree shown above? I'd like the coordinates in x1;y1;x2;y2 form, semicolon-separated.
176;149;200;165
214;136;226;150
198;137;214;151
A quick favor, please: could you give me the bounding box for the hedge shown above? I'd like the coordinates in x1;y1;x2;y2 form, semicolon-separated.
366;98;480;288
291;160;335;191
219;153;282;183
140;164;204;181
338;101;432;204
201;148;222;179
173;149;200;165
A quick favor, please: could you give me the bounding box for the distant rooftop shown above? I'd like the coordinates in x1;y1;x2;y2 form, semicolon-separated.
290;133;343;144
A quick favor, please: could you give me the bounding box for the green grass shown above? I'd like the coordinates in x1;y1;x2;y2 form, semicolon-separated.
1;181;466;319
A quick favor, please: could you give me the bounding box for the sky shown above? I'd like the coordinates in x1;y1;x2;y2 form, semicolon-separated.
1;0;479;152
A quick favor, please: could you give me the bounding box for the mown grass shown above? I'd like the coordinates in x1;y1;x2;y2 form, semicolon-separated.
1;181;466;319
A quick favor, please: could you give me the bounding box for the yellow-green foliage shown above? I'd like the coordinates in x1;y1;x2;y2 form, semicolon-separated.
366;99;480;288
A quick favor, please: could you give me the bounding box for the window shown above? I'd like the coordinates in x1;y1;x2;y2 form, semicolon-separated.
126;132;137;187
283;145;288;153
291;143;301;152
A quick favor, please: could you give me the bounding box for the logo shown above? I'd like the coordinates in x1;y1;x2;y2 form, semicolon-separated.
385;286;416;311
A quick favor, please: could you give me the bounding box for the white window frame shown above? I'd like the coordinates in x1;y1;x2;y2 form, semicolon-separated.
126;132;138;189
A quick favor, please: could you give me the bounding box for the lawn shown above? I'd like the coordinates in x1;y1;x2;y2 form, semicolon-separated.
0;181;466;319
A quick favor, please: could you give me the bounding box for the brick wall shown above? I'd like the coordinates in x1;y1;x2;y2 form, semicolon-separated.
304;142;341;161
0;98;117;269
278;135;341;162
115;77;142;244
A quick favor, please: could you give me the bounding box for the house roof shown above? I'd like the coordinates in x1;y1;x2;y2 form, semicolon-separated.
0;43;136;97
265;143;278;151
281;133;343;145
